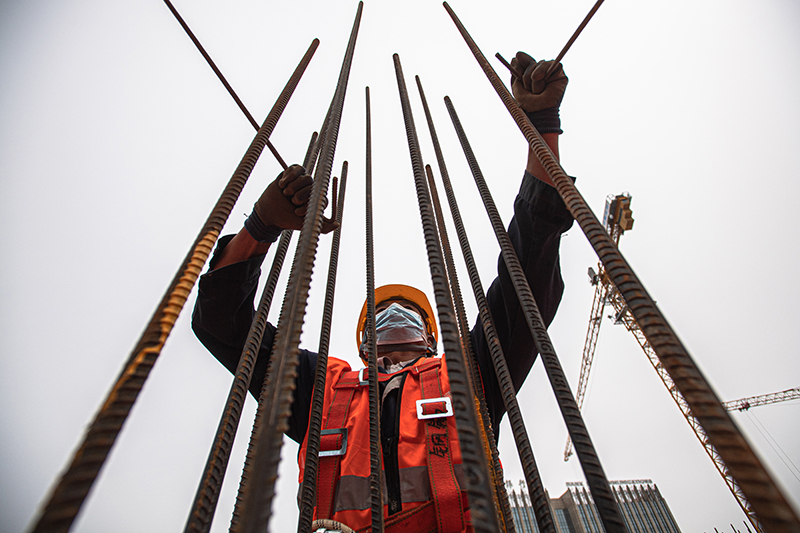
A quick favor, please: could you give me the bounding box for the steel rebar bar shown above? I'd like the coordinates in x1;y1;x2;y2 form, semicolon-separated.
494;53;523;82
163;0;287;169
393;52;499;533
445;93;627;533
496;0;606;82
185;129;321;533
546;0;605;78
444;2;800;529
362;86;385;533
297;162;348;533
232;110;329;533
416;83;511;527
415;74;555;533
425;164;515;533
232;4;362;531
29;38;318;533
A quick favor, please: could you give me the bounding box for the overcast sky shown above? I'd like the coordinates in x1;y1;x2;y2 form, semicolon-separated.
1;0;799;532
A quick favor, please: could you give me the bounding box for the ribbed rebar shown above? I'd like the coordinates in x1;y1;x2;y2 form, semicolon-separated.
162;0;287;169
443;2;800;530
29;38;318;533
303;132;319;172
425;164;515;533
297;162;348;533
415;74;554;533
232;119;329;533
392;52;499;533
232;5;362;532
187;230;292;533
445;94;626;533
308;103;333;178
185;129;322;533
363;86;385;532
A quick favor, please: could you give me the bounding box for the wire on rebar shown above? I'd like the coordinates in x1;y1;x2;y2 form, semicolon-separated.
297;162;348;533
414;74;555;533
231;4;362;532
184;129;321;533
29;38;319;533
392;52;499;533
444;93;626;533
162;0;287;169
443;2;800;530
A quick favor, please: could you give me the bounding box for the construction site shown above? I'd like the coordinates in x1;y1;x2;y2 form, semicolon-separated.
1;1;798;532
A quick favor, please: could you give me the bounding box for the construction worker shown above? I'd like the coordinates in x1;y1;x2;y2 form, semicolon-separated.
192;53;572;532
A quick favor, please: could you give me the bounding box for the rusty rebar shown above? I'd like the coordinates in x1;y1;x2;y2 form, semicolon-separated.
547;0;605;78
414;74;555;533
425;164;516;533
393;52;499;532
184;130;321;533
495;53;523;81
445;92;626;533
29;38;318;533
415;76;511;531
362;86;385;532
234;127;326;533
231;4;362;532
444;2;800;530
495;0;606;82
297;162;348;533
187;229;293;533
162;0;287;169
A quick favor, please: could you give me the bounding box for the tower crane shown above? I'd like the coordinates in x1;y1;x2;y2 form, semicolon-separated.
722;387;800;411
562;193;781;532
563;193;633;462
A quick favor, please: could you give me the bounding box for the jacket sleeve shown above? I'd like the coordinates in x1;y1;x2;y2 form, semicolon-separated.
191;235;317;444
470;171;574;437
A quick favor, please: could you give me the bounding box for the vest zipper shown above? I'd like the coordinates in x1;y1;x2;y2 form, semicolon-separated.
381;370;408;516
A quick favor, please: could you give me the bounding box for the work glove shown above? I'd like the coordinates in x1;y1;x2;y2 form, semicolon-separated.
244;164;338;243
510;52;568;134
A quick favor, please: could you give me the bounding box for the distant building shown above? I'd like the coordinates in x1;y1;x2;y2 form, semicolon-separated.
507;479;681;533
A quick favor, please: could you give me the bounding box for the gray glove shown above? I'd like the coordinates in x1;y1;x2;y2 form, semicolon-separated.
510;52;568;134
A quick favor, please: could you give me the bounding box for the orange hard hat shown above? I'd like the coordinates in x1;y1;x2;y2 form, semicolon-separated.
356;284;438;349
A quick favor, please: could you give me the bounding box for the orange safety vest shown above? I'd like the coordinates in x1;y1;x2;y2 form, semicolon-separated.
298;356;474;533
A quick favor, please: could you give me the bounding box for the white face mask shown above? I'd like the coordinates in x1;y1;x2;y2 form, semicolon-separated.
374;302;428;347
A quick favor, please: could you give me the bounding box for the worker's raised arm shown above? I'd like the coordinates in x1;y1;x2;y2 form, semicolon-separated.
472;53;573;437
192;163;327;420
212;164;338;270
510;53;568;185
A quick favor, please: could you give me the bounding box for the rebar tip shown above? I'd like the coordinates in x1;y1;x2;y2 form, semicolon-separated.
495;53;522;81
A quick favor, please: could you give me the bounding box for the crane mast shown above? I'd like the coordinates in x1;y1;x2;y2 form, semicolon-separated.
563;194;631;462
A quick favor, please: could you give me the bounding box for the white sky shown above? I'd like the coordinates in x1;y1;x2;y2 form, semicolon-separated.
1;0;799;532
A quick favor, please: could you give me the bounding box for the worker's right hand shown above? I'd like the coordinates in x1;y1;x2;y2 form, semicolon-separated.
245;164;338;243
510;52;568;134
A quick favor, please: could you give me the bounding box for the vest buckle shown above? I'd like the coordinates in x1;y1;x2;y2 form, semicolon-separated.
319;428;348;457
358;367;368;386
416;397;453;420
